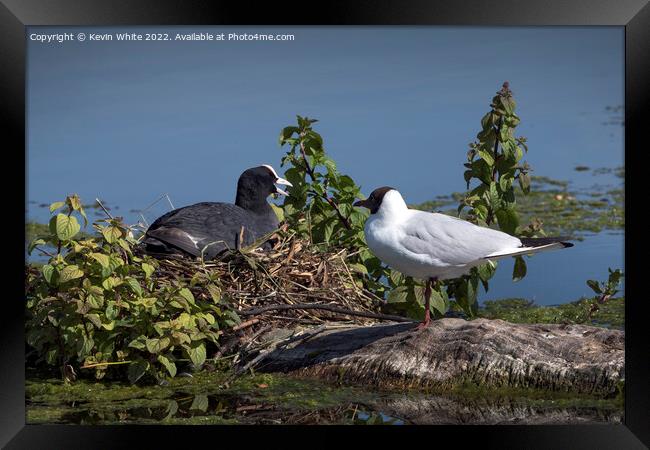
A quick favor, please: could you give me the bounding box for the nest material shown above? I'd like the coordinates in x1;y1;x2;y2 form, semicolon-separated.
150;228;387;331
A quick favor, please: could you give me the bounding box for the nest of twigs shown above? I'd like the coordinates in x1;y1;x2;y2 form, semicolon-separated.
148;227;408;338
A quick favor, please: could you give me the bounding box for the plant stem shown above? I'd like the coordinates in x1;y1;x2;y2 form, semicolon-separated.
79;360;132;369
299;134;352;230
239;303;414;323
486;116;503;226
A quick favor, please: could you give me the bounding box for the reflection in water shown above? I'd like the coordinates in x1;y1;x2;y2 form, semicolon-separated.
34;390;623;425
374;394;623;425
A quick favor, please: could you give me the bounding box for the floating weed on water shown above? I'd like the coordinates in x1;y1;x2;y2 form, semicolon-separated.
26;371;397;425
478;297;624;330
26;368;623;425
413;174;624;238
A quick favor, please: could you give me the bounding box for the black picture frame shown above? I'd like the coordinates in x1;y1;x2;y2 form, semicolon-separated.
4;0;648;447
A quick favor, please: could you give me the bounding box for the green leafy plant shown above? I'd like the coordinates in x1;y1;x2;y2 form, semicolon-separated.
26;195;239;383
278;116;391;297
446;81;544;316
587;268;624;304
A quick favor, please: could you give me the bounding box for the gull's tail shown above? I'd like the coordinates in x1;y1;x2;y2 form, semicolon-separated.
519;237;574;249
482;236;574;260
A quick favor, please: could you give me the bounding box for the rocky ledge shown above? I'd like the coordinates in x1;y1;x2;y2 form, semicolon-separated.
242;318;624;396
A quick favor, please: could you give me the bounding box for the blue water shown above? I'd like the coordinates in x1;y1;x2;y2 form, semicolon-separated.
484;232;624;305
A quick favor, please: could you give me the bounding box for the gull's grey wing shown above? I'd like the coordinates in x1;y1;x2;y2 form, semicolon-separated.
399;211;522;265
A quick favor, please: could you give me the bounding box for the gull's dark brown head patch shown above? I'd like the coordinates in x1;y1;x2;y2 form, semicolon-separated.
353;186;395;214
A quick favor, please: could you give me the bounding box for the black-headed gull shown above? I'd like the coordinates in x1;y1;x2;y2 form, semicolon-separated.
354;186;573;328
142;165;292;259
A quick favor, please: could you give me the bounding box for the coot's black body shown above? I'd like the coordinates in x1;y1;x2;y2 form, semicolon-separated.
141;165;291;260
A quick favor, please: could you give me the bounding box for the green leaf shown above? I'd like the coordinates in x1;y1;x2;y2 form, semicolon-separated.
472;159;493;185
49;201;65;213
488;182;500;206
478;149;495;166
348;263;368;275
146;337;171;354
429;289;447;315
67;194;82;211
78;207;89;227
586;280;602;294
206;284;221;303
454;278;478;318
387;285;409;303
164;400;179;421
499;174;512;192
125;278;143;297
512;256;527;282
141;262;155;279
389;270;403;286
105;302;118;320
90;252;111;269
502;96;516;114
186;342;206;366
86;289;105;309
102;276;122;290
495;208;519;235
189;394;209;412
607;269;623;286
480;112;492;129
77;335;94;359
270;203;284;222
178;288;196;305
128;336;147;350
42;264;56;285
477;260;497;282
157;354;177;377
514;145;523;162
86;314;102;329
128;360;150;384
106;255;124;277
49;214;80;241
59;265;84;283
27;238;47;255
322;219;335;243
279;126;299;145
102;225;122;244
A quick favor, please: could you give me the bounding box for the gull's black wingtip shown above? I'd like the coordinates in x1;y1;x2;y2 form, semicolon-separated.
520;237;575;249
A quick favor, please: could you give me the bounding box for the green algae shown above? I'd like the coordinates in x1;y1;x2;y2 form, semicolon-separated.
26;370;623;425
478;297;624;329
412;171;624;237
25;371;378;425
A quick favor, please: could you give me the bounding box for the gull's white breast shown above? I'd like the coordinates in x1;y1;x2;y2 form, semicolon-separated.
364;211;463;280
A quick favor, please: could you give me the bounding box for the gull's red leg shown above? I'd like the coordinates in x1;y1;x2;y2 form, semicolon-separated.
415;278;433;330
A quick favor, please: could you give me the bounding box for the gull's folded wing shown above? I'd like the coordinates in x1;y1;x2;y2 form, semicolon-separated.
400;211;523;265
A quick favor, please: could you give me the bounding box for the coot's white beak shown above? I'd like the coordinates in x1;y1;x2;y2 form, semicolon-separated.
274;177;293;196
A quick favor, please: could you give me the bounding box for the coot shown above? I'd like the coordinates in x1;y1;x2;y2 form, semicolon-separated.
141;165;292;259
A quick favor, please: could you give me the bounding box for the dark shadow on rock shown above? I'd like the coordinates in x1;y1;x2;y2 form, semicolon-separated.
257;322;415;372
